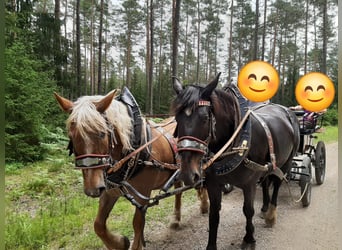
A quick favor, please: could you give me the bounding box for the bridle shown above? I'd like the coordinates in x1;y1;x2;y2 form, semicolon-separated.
176;100;215;157
71;121;117;170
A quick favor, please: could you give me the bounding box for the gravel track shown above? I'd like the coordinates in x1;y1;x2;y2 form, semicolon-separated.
144;142;338;250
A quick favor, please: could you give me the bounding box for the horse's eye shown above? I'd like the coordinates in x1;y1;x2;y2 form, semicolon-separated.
184;108;192;117
203;114;210;122
98;132;106;138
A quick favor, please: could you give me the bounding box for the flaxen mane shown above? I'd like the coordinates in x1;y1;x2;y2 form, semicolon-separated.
67;95;133;152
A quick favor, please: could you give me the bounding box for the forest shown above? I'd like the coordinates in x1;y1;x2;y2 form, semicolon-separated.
5;0;338;163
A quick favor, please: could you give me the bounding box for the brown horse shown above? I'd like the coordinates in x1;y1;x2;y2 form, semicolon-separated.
54;88;208;250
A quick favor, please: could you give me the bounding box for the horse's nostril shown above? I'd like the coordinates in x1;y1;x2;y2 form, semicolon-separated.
193;172;201;184
99;187;106;195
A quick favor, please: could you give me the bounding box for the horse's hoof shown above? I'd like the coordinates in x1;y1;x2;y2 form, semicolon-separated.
201;206;209;214
265;217;276;227
264;204;277;227
241;240;256;250
259;211;266;219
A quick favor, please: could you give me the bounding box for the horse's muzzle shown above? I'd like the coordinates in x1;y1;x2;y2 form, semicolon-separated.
84;186;106;198
177;150;204;187
179;166;202;187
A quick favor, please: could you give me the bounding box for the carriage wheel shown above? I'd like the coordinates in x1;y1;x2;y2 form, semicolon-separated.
300;157;311;207
314;141;326;185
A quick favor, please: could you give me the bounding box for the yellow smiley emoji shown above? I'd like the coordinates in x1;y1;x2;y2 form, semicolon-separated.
295;72;335;112
237;61;279;102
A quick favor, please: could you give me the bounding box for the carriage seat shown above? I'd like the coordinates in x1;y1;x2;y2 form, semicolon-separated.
293;110;320;135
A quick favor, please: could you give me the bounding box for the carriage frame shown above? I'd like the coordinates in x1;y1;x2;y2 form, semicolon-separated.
289;110;326;207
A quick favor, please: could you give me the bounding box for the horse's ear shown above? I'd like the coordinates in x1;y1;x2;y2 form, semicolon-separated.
54;92;73;113
95;89;120;113
201;72;221;99
172;76;183;95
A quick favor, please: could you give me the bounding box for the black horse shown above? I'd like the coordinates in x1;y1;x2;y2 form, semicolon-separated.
171;74;300;249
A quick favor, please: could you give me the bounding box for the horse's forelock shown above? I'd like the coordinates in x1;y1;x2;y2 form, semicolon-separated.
172;85;202;115
66;95;133;152
67;96;107;140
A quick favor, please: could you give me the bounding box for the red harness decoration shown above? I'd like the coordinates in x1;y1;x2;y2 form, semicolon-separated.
198;100;211;107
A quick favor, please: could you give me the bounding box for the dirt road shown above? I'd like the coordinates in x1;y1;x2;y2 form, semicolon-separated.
145;142;338;250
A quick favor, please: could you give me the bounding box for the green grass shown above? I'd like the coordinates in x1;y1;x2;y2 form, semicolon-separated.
5;142;199;250
314;126;338;143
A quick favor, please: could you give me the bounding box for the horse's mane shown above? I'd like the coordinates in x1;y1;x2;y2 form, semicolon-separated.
171;84;237;118
171;84;239;144
67;95;133;152
171;85;204;114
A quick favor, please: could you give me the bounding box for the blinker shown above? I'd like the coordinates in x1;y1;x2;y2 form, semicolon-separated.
75;154;111;169
177;137;208;155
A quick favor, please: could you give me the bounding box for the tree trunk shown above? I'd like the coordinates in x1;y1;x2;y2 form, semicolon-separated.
271;10;278;66
304;0;308;74
76;0;81;96
183;5;189;79
148;0;154;114
321;0;327;73
157;0;165;113
90;0;94;94
172;0;181;80
145;0;151;113
253;0;259;60
196;0;200;82
54;0;61;85
63;0;68;91
261;0;267;60
98;0;104;94
227;0;233;84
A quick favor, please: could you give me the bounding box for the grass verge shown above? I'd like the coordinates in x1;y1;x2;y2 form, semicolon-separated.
5;143;199;249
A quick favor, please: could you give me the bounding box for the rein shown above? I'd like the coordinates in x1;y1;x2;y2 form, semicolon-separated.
107;118;177;174
202;109;252;170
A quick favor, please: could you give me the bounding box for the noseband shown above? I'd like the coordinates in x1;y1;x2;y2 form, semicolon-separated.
176;100;215;156
177;136;208;155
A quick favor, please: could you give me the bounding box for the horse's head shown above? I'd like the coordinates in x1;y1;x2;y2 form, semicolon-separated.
172;74;221;186
54;90;121;197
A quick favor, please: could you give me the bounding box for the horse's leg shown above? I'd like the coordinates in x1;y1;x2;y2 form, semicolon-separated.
94;189;130;250
197;187;209;214
241;184;257;247
264;175;281;227
264;159;292;227
261;177;270;213
170;181;183;229
206;179;222;250
131;207;146;250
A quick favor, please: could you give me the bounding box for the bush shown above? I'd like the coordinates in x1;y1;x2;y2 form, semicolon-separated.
322;105;338;126
5;41;57;163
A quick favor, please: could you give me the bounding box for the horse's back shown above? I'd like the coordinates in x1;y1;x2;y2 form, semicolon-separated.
148;116;177;163
250;104;300;169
